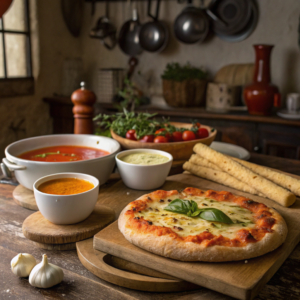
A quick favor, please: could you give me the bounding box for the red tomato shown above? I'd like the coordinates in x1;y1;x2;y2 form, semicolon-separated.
195;122;201;128
154;136;169;143
139;135;155;143
182;130;196;141
155;128;171;139
172;131;183;142
197;128;209;139
155;128;166;135
126;129;137;141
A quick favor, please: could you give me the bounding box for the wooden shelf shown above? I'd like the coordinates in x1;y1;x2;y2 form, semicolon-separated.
43;97;300;127
94;102;300;127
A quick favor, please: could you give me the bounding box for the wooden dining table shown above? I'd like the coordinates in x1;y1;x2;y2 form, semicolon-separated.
1;153;300;300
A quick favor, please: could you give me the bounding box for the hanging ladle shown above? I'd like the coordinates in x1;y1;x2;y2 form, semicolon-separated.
89;0;117;50
139;0;169;52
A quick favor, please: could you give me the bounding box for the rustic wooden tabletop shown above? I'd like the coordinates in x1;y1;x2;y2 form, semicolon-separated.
1;153;300;300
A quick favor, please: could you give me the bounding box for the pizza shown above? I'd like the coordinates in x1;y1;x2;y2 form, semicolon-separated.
118;187;288;262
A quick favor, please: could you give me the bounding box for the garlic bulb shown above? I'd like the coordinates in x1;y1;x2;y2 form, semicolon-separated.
29;254;64;288
11;253;36;277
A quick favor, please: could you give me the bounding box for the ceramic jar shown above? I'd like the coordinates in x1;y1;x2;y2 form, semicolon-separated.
206;83;241;113
244;45;280;116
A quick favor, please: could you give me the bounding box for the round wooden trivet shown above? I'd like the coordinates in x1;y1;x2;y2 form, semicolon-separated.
22;205;115;246
32;241;76;251
76;239;200;292
13;185;38;211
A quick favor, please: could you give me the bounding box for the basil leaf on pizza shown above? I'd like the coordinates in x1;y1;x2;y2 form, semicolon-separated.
163;199;191;214
164;199;233;224
198;208;233;224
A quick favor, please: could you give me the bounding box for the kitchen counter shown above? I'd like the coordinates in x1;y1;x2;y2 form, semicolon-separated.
1;153;300;300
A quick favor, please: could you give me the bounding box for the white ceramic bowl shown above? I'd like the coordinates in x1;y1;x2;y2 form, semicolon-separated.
33;173;99;225
3;134;121;190
116;149;173;190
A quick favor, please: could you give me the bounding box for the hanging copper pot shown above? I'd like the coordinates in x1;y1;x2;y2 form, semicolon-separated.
0;0;13;18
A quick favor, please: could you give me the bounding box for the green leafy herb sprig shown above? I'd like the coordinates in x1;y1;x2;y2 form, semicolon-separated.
164;199;233;224
161;63;208;82
93;110;210;139
94;110;160;140
34;151;77;161
34;151;61;158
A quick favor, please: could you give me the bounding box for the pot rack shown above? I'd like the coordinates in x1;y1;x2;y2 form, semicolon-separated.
85;0;200;16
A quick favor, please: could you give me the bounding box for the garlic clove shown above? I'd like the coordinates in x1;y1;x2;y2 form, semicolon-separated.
11;253;36;277
29;254;64;288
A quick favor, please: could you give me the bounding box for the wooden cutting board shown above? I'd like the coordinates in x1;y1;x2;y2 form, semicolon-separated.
76;238;200;292
13;185;38;211
93;173;300;300
22;204;115;249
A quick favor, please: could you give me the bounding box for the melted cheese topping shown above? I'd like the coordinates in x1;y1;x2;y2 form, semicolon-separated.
136;195;256;239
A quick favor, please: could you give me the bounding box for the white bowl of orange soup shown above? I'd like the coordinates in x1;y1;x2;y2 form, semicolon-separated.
4;134;120;190
34;173;99;224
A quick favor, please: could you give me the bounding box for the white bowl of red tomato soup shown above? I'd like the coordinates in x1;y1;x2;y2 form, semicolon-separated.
116;149;173;190
33;173;99;224
4;134;120;190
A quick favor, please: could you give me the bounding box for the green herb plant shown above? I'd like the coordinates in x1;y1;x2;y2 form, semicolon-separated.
164;199;233;224
118;78;141;112
161;63;208;82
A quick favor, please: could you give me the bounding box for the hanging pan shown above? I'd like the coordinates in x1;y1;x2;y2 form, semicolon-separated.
118;6;143;56
207;0;252;36
139;0;169;52
174;0;209;44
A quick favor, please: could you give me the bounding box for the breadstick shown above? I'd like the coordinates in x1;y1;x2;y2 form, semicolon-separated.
189;154;222;171
193;143;296;207
231;157;300;197
183;162;265;197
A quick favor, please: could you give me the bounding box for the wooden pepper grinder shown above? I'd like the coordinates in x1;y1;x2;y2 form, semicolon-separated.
71;82;96;134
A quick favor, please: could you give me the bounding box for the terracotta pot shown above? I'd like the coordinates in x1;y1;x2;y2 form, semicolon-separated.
110;122;217;161
0;0;13;18
244;45;280;116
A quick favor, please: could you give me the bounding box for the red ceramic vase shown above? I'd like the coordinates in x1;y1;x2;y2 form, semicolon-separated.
244;45;280;116
0;0;13;18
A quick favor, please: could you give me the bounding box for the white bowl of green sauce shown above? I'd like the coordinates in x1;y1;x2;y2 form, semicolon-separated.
116;149;173;190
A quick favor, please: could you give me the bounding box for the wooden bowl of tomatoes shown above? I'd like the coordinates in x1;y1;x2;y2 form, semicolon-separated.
111;122;217;161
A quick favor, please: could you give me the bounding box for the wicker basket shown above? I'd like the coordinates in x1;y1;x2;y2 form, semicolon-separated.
162;79;207;107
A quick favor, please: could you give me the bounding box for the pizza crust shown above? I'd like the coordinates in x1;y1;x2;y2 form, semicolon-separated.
118;191;288;262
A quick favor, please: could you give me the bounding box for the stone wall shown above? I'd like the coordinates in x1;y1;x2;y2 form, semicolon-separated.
0;0;81;157
81;0;300;103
